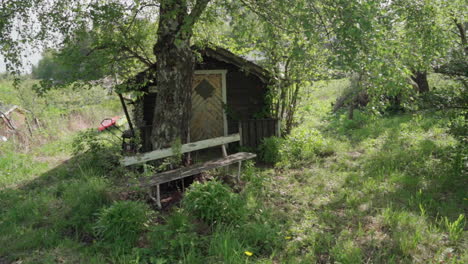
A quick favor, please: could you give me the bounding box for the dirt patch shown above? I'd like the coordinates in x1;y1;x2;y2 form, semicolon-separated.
68;113;93;131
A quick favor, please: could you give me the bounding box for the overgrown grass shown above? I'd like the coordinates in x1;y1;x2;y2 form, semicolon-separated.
0;79;121;187
0;76;466;263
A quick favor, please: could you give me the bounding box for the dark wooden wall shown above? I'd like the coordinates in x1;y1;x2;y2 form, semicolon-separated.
239;119;280;149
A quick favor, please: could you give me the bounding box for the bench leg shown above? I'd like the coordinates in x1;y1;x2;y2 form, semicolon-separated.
156;184;162;209
222;144;229;174
148;185;162;210
237;161;242;183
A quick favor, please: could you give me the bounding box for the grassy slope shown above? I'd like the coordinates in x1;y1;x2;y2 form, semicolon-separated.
0;78;466;263
264;79;467;263
0;80;121;187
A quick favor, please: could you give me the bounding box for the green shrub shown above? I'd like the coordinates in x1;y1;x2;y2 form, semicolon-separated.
242;160;265;192
278;127;335;167
207;226;246;264
94;201;153;249
331;239;363;264
443;214;465;244
259;137;284;163
71;129;121;174
240;221;281;255
448;114;467;141
62;177;112;235
148;211;202;263
183;181;247;225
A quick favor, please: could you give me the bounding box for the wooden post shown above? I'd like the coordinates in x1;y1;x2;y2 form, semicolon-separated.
222;144;228;174
221;144;228;157
156;184;161;209
276;119;281;137
148;186;162;210
237;160;242;183
239;122;243;146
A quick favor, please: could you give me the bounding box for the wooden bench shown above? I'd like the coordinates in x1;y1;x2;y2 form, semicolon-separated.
121;133;256;208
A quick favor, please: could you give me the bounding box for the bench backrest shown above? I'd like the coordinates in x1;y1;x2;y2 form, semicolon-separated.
121;133;240;166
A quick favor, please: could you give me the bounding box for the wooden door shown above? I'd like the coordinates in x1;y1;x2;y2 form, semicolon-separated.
190;73;225;142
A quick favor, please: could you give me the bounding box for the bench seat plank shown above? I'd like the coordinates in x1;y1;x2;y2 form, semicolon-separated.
136;152;256;188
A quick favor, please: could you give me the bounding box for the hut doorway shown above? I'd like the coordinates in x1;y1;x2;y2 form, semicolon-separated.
190;70;227;142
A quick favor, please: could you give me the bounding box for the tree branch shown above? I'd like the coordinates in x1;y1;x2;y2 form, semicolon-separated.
121;46;153;67
453;18;467;53
307;2;333;40
238;0;296;34
187;0;211;28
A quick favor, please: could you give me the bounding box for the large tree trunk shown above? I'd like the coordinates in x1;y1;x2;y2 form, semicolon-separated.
150;0;209;150
411;70;430;93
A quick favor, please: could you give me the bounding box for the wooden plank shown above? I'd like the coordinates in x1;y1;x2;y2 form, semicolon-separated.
276;119;281;137
238;122;243;146
249;120;255;148
267;119;272;137
135;152;257;187
237;160;242;182
221;144;227;157
254;120;258;147
121;133;241;166
245;120;249;147
260;119;265;140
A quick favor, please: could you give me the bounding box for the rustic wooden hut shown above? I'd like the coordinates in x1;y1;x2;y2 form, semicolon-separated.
127;46;279;151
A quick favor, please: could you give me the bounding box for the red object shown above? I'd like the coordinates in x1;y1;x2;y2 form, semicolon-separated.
98;116;120;131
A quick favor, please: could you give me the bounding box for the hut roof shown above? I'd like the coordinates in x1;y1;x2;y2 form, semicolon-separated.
122;46;273;92
195;46;272;83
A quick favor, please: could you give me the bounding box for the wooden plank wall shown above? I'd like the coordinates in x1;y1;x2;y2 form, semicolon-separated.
239;118;280;149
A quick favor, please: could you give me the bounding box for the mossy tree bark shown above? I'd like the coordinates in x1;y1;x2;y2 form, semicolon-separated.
150;0;210;150
411;71;430;94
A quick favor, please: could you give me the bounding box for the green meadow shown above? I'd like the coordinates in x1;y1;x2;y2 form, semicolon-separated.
0;76;466;263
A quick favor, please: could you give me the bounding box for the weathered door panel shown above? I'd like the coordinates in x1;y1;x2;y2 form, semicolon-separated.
190;73;224;141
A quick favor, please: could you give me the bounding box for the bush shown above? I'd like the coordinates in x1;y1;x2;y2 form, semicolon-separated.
148;211;202;263
240;221;281;255
71;129;121;174
183;181;247;225
278;127;335;168
94;201;153;249
62;177;112;235
448;114;467;141
207;226;247;263
259;137;284;163
331;239;363;264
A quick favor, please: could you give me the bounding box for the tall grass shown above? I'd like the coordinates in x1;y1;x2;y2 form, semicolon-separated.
0;80;121;187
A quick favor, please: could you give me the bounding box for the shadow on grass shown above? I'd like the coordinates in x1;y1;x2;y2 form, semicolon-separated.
0;147;270;263
323;110;449;144
310;122;466;262
334;119;463;217
270;111;466;262
0;149;126;262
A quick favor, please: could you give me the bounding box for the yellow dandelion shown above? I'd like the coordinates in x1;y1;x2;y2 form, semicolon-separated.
244;251;253;257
